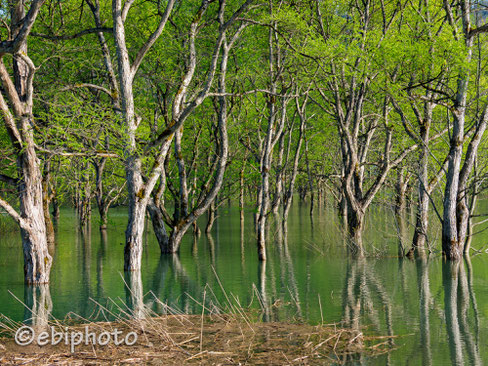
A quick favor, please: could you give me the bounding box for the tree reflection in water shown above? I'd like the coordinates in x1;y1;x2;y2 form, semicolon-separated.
442;259;481;366
23;284;52;332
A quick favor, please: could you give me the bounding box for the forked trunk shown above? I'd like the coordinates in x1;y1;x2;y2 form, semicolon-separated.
147;201;169;253
163;229;185;254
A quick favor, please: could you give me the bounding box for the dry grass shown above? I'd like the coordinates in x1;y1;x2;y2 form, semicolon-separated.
0;314;396;365
0;280;396;365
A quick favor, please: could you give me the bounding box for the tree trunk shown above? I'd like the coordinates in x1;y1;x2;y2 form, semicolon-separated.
162;228;185;254
124;194;147;270
346;205;364;256
0;1;53;285
442;131;465;260
51;193;60;223
147;200;169;253
239;167;245;222
113;0;149;271
42;160;55;245
442;2;474;260
205;201;216;234
412;137;430;254
94;158;108;230
395;168;408;257
19;136;53;284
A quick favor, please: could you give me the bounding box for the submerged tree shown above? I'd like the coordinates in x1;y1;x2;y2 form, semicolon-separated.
441;0;488;260
0;0;53;284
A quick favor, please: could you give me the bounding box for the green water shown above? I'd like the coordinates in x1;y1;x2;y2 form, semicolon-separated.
1;202;487;365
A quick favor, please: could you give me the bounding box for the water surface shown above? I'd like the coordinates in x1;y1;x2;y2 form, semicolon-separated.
0;202;487;365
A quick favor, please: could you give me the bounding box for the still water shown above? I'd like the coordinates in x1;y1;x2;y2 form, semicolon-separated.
1;202;488;365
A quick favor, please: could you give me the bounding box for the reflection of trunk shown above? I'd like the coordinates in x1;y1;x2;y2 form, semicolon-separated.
415;256;432;366
258;261;270;322
342;260;361;332
124;271;145;319
96;229;107;298
24;284;52;332
442;261;463;366
149;255;169;313
342;258;394;357
281;228;302;317
457;259;481;366
442;259;481;365
80;229;92;317
465;256;481;349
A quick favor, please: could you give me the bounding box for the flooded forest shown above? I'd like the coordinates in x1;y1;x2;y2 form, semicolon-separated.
1;0;488;364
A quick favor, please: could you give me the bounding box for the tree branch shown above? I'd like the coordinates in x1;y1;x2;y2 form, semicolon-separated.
130;0;176;77
31;27;112;41
0;196;26;229
0;0;45;55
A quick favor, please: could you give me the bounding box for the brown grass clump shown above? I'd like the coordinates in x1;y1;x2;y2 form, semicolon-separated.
0;279;396;365
0;312;395;365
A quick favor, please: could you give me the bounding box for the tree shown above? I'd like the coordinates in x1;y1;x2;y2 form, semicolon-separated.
0;0;53;285
441;0;488;259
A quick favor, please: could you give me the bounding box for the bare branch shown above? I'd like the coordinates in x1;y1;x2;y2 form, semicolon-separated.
122;0;136;22
130;0;176;77
31;27;112;41
0;197;26;229
36;145;119;158
62;83;113;97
